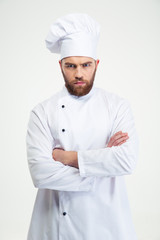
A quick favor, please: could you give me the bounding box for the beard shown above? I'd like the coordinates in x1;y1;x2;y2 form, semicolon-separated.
61;68;97;97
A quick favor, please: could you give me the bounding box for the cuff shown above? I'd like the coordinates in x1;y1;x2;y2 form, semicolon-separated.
78;150;87;177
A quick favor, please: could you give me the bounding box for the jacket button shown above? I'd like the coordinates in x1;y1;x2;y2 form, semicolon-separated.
62;129;65;132
62;105;65;108
63;212;67;216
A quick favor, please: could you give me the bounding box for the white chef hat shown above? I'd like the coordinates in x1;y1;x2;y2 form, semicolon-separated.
45;13;100;60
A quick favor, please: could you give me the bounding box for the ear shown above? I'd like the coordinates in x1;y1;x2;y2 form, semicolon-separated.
59;60;62;70
95;59;100;70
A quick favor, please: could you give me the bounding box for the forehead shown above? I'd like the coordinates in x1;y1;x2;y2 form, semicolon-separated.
62;56;95;64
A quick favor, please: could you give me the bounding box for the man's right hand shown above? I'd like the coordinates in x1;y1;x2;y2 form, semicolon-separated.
107;131;129;148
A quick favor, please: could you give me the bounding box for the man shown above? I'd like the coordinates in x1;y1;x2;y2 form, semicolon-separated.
26;13;138;240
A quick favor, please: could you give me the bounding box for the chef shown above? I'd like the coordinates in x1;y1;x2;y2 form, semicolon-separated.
26;13;139;240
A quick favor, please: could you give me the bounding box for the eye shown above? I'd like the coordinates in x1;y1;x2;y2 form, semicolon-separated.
82;63;91;67
66;64;76;68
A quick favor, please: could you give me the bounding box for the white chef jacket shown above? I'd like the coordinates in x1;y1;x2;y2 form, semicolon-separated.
26;85;138;240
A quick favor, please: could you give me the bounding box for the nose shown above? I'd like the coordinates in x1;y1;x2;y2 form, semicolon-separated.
75;67;83;80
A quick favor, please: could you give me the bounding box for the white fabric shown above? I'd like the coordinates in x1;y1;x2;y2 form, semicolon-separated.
45;13;100;60
26;85;138;240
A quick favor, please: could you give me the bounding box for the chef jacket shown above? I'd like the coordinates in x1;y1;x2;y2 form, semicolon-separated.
26;85;138;240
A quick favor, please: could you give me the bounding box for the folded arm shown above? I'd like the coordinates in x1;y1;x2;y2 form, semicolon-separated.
77;99;138;177
26;104;94;191
52;131;129;168
53;99;138;178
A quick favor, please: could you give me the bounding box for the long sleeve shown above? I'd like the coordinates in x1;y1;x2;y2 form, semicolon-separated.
26;104;94;191
78;99;139;177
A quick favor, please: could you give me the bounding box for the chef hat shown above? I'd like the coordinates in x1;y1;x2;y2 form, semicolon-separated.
45;13;100;60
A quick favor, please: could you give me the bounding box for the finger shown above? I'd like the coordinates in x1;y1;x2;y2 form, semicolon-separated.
108;132;121;146
109;132;128;146
107;131;128;147
114;135;129;144
111;136;128;146
117;140;127;146
112;136;129;146
114;131;122;135
113;132;128;139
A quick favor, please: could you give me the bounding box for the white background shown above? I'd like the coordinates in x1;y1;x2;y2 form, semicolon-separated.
0;0;160;239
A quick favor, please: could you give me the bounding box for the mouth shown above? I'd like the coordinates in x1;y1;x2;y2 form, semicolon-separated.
74;81;86;86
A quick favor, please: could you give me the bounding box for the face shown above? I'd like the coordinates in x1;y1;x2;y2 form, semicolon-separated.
59;56;99;97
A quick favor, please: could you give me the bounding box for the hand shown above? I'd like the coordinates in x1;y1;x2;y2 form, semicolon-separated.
52;148;66;164
107;131;129;148
52;148;78;168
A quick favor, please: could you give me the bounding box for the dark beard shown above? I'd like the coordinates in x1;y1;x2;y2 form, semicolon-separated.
61;69;96;97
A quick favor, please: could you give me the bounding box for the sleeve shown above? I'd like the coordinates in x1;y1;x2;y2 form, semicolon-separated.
78;99;139;177
26;104;94;191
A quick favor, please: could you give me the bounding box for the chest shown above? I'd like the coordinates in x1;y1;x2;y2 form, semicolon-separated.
48;96;111;151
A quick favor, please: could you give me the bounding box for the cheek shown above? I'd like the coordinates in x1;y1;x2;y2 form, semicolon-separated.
63;70;73;80
85;68;95;78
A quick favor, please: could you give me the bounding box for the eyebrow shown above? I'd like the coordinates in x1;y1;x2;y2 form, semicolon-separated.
64;61;93;66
